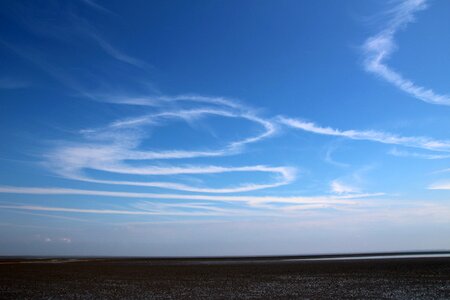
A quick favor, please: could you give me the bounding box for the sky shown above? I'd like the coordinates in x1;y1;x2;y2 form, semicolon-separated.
0;0;450;256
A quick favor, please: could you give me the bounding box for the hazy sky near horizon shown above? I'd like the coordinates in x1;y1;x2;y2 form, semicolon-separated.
1;0;450;256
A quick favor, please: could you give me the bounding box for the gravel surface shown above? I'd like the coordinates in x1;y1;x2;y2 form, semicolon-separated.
1;257;449;299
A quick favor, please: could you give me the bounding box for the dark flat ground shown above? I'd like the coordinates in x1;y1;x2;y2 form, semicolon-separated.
1;257;450;299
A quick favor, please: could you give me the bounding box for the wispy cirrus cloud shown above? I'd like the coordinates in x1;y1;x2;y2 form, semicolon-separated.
1;40;97;98
329;164;375;195
45;96;290;194
323;142;350;168
3;0;448;224
2;22;288;196
388;148;450;159
428;169;450;190
279;116;450;152
428;181;450;190
330;180;360;194
0;204;230;216
0;186;382;205
0;203;335;217
87;31;150;69
362;0;450;106
1;0;148;90
80;0;117;17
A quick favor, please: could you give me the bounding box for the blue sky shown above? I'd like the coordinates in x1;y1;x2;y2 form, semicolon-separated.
1;0;450;256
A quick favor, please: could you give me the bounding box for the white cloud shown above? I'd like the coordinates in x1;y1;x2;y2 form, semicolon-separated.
105;94;245;110
0;204;230;216
88;32;149;69
388;148;450;159
279;116;450;152
362;0;450;106
46;98;287;194
0;186;382;205
428;181;450;190
323;142;350;168
330;180;360;194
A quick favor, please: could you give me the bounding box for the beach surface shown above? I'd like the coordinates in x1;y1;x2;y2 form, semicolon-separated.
1;256;450;299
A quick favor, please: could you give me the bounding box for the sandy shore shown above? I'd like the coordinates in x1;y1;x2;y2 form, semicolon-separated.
1;256;449;299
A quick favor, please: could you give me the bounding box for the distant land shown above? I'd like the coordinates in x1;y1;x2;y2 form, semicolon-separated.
1;250;450;262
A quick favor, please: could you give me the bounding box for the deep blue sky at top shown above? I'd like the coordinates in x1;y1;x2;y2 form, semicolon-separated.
0;0;449;256
1;1;450;132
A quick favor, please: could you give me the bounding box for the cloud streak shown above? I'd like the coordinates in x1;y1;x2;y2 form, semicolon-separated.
363;0;450;106
330;180;360;194
388;148;450;159
279;116;450;152
45;96;291;194
0;204;228;216
428;181;450;190
80;0;117;17
0;186;382;205
88;32;149;69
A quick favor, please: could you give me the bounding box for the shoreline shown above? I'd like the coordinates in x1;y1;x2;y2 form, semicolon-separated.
1;250;450;264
